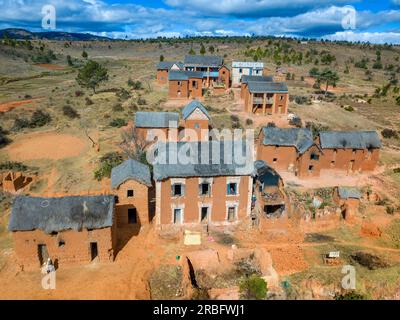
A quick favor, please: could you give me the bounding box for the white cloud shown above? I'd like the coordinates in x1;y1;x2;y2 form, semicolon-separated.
324;31;400;44
1;1;400;44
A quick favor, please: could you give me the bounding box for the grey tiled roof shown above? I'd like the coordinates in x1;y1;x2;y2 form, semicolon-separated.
111;159;152;189
135;111;179;128
156;61;183;70
9;195;115;233
152;141;254;181
241;75;273;84
338;187;362;199
182;100;210;120
184;55;223;67
248;81;288;93
319;131;381;149
168;70;204;81
261;127;314;154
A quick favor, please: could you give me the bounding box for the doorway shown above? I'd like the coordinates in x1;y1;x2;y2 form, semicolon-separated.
174;208;182;224
37;244;49;266
200;207;209;223
90;242;98;261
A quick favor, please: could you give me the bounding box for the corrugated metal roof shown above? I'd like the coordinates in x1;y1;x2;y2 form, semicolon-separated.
156;61;183;70
135;111;179;128
319;131;381;149
241;75;273;84
232;61;264;68
168;70;204;81
184;55;223;67
182;100;210;120
111;158;152;189
9;195;115;233
261;127;314;154
248;81;288;93
152;141;254;180
338;187;362;199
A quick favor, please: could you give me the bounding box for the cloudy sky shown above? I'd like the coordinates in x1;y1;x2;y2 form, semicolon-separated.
1;0;400;43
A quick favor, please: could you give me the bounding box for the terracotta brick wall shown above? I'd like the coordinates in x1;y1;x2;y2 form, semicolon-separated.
157;175;251;225
188;78;203;98
181;119;209;141
13;227;115;268
157;70;168;84
296;145;322;178
219;66;231;88
169;80;189;99
319;148;380;172
257;143;298;172
273;93;289;114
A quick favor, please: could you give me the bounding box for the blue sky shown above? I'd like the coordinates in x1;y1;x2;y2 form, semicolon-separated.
1;0;400;43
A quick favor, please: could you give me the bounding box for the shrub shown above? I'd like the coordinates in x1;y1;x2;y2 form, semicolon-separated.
381;128;398;139
245;118;253;126
334;291;367;300
30;110;51;127
137;97;147;105
85;97;94;106
386;206;395;215
62;105;80;119
129;80;142;90
289;116;302;128
12;117;30;131
94;152;124;181
344;105;354;112
116;88;131;100
0;126;11;148
267;122;276;127
75;90;83;97
112;103;124;112
239;275;267;300
0;161;28;171
109;118;127;128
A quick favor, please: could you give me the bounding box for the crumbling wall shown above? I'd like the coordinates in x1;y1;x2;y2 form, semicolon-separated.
13;227;115;269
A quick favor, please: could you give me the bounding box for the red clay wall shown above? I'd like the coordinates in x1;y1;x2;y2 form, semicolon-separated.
13;227;115;268
157;70;168;85
188;78;203;98
219;66;231;88
319;148;380;172
136;127;171;143
169;80;189;99
158;176;251;225
257;143;298;172
181;119;209;141
296;145;322;178
114;180;150;245
273;93;289;114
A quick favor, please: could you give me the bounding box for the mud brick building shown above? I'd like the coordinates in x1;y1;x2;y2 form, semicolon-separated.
152;141;254;227
243;81;289;115
135;111;180;142
240;75;274;99
9;195;117;268
156;61;183;84
317;131;381;173
333;186;362;220
111;159;153;245
232;61;264;87
168;70;204;99
257;127;322;177
183;55;230;89
253;160;286;218
180;100;211;141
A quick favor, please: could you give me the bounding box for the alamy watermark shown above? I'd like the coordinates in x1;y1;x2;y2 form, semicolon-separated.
341;5;356;30
41;4;56;30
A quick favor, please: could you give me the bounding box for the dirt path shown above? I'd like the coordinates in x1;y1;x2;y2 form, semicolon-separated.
0;98;42;113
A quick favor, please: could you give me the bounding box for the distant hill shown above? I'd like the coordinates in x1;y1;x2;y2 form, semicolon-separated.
0;28;112;41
